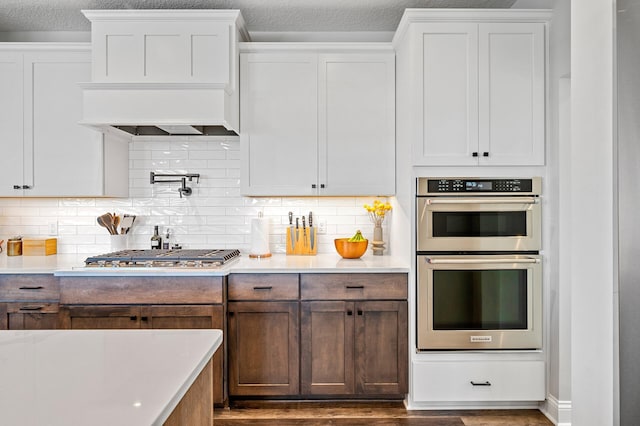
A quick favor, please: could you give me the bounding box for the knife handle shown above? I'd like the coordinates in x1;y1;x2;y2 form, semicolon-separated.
288;211;293;225
309;212;313;227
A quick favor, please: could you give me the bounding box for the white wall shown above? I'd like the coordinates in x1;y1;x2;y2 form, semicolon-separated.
0;136;392;256
544;0;572;424
569;1;615;425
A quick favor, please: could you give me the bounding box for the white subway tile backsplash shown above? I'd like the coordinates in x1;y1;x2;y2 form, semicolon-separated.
0;136;392;255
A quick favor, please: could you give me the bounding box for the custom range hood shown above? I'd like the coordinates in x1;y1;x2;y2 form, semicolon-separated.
80;10;249;138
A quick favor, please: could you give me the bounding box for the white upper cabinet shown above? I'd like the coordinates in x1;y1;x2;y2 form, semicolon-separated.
396;11;548;166
240;45;395;196
478;23;545;166
318;54;395;195
240;53;319;196
0;45;128;197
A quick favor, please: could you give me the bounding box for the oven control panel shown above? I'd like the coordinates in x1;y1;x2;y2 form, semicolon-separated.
418;177;540;196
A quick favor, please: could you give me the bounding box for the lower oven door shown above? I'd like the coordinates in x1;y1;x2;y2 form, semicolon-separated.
417;255;542;350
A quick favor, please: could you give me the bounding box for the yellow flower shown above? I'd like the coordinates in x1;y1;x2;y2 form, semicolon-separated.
363;199;392;225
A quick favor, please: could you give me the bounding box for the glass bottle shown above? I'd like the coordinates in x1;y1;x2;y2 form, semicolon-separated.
151;225;162;249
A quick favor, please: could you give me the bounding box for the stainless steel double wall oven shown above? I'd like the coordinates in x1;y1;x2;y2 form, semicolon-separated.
416;177;542;350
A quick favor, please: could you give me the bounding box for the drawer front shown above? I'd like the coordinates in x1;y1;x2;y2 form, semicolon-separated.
301;273;407;300
6;302;59;314
60;276;223;304
0;275;59;302
413;360;545;402
228;274;299;301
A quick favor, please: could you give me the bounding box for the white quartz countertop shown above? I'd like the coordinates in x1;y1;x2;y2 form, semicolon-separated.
0;253;409;275
0;329;223;426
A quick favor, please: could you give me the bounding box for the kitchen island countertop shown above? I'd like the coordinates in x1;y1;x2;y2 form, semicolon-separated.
0;253;409;276
0;329;223;426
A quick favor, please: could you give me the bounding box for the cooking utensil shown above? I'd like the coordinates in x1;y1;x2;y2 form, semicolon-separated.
309;212;314;250
302;216;307;247
288;211;295;249
120;215;136;234
0;239;4;254
97;213;117;235
113;215;121;234
295;217;300;243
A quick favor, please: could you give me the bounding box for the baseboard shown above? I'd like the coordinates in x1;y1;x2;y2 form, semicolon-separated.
540;394;572;426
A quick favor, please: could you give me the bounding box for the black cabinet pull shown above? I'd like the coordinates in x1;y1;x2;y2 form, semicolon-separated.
472;152;478;157
346;285;364;289
357;310;363;316
253;286;273;290
470;381;491;386
140;316;148;321
483;152;489;157
346;310;353;316
320;184;325;189
22;185;32;189
19;306;44;311
130;316;137;321
19;286;44;290
13;185;21;190
312;184;317;189
228;311;234;317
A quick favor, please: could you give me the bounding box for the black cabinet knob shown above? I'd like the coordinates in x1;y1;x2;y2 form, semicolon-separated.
472;152;478;157
483;152;489;157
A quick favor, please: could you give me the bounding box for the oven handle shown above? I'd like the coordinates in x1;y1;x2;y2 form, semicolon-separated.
427;257;540;264
425;197;539;205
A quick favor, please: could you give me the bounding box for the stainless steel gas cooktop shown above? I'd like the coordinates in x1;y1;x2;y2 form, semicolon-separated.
85;249;241;268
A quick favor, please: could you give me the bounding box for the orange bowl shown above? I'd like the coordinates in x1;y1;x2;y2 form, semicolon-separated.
334;238;368;259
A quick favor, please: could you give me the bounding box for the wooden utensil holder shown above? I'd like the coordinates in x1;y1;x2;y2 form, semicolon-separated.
286;227;317;255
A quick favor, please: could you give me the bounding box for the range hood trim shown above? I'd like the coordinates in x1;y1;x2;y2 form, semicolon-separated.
80;82;239;137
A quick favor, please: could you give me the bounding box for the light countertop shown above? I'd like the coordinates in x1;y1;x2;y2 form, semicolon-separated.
0;329;223;426
0;253;409;276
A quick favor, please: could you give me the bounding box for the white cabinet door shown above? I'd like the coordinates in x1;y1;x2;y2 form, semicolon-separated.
24;51;106;196
412;22;545;166
0;52;25;196
240;53;318;196
318;54;395;195
415;23;478;166
0;46;128;198
478;23;545;166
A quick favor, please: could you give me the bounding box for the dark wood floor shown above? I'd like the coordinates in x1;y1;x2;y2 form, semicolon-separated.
214;401;554;425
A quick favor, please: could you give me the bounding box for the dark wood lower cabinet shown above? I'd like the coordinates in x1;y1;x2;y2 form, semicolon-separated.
7;303;60;330
301;300;408;397
227;301;299;396
354;301;408;395
60;304;225;404
301;301;355;395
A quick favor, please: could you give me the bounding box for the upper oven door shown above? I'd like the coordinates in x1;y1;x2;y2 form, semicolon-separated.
417;196;541;252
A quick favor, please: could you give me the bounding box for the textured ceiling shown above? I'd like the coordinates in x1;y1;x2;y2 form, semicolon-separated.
0;0;539;33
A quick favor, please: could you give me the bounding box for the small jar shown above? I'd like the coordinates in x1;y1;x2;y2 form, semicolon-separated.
7;238;22;256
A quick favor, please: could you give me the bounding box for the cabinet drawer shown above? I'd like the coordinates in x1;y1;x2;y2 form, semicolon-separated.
6;302;59;314
228;274;299;301
413;360;545;402
300;274;407;300
0;275;59;301
59;276;223;304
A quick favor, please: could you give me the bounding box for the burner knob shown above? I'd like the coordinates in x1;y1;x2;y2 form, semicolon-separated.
194;260;204;268
97;260;106;267
111;261;120;268
179;261;189;268
144;261;154;268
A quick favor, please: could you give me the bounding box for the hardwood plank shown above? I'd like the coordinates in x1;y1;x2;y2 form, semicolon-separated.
213;402;552;426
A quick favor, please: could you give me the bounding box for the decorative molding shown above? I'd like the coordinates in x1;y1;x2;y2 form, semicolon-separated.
392;8;552;46
540;394;572;426
0;42;90;51
239;42;394;54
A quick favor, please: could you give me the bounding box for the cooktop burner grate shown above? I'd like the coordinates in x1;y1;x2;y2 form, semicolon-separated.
85;249;241;267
